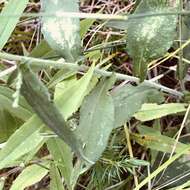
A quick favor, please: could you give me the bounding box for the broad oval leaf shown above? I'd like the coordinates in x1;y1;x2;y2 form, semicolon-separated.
41;0;81;61
112;83;164;127
75;76;115;163
127;0;179;80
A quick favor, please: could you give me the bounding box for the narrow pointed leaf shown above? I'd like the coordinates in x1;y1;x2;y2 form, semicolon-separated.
50;164;65;190
80;19;95;38
0;115;44;169
20;64;85;159
10;163;49;190
0;0;29;50
0;86;32;121
131;125;189;154
47;138;72;187
0;178;5;190
0;63;94;169
134;103;187;121
0;109;21;143
55;64;95;119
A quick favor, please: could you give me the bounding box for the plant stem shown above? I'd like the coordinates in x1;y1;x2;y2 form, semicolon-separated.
1;12;128;20
0;51;183;97
2;11;190;20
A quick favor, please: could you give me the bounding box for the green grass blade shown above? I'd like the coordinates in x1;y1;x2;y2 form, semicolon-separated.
0;0;29;50
134;146;190;190
50;164;65;190
10;162;49;190
0;115;44;169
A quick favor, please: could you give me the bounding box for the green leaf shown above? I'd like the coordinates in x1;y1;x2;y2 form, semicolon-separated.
134;103;187;121
0;109;21;143
47;66;95;187
0;115;44;169
0;49;94;172
20;64;84;159
41;0;81;61
50;164;65;190
0;0;29;50
0;86;32;121
112;83;164;127
75;76;115;163
127;0;179;80
0;63;94;169
19;63;95;158
131;125;189;154
47;138;73;187
29;40;53;58
48;69;76;88
80;18;95;39
55;64;95;120
10;162;49;190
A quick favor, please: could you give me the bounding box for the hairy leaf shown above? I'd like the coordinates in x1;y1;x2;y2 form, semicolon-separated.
20;64;85;160
112;83;164;127
41;0;81;61
75;76;115;163
128;0;179;80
